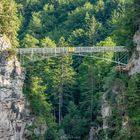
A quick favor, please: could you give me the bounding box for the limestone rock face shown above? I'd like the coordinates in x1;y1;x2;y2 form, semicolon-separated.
133;29;140;49
101;92;111;130
129;27;140;75
128;53;140;75
0;36;26;140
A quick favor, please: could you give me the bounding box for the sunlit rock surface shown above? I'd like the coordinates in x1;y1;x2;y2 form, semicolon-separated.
0;36;26;140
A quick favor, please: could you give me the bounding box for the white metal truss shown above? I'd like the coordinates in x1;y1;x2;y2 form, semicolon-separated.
16;46;128;65
17;46;126;55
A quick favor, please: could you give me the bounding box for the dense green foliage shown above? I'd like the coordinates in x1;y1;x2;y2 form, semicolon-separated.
125;75;140;139
0;0;20;47
1;0;140;139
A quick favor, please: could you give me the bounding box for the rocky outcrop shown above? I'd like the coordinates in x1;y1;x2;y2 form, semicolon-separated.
101;92;111;140
101;79;130;139
101;92;111;131
112;79;129;133
129;27;140;75
88;126;99;140
0;36;26;140
134;28;140;48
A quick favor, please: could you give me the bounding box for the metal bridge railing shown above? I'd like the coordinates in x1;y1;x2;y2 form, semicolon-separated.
17;46;127;55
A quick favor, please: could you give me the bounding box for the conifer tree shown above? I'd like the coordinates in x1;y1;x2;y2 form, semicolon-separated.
0;0;20;47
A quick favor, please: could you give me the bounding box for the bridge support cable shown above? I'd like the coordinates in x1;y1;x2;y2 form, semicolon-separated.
72;54;127;66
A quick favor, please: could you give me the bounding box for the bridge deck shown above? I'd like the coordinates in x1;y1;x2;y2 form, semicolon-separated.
17;46;127;55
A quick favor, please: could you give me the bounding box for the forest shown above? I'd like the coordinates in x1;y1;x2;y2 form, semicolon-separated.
0;0;140;139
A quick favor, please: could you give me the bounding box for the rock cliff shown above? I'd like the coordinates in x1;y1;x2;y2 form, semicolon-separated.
0;36;26;140
129;27;140;75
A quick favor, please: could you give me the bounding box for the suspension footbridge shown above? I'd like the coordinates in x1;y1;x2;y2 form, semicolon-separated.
17;46;126;55
16;46;128;66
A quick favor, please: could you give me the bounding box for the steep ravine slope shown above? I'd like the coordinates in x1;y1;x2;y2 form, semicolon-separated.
0;36;27;140
100;25;140;139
